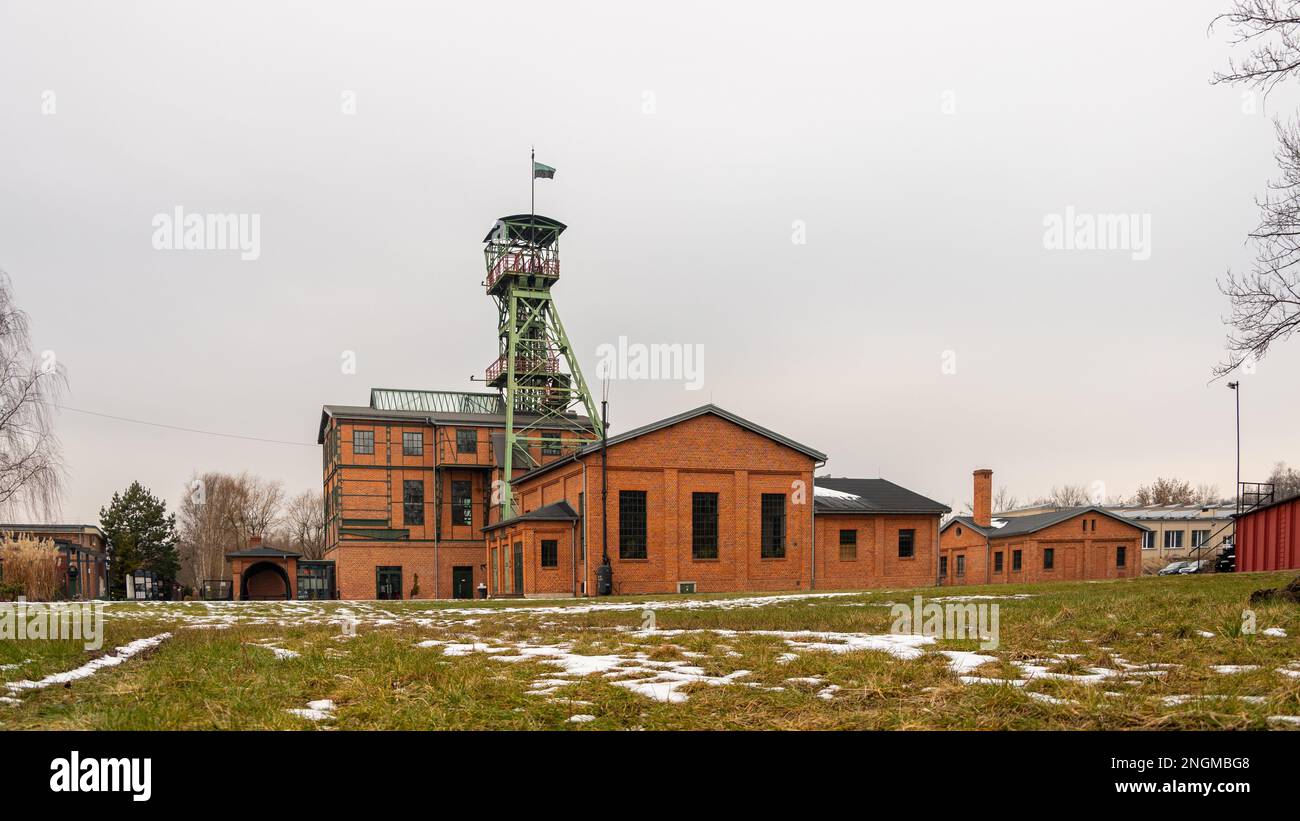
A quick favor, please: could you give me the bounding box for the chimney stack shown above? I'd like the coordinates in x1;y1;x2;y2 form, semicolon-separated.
248;534;263;548
973;469;993;527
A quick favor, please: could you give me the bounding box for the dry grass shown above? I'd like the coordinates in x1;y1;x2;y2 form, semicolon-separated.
0;535;62;601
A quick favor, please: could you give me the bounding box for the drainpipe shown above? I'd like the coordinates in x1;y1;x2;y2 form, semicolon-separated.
582;459;589;596
811;460;825;590
601;399;609;567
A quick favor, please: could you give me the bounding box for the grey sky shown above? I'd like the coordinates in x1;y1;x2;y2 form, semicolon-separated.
2;0;1297;522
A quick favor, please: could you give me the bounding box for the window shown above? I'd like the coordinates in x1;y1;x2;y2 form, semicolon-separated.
541;432;562;456
1091;518;1096;532
898;528;915;559
691;492;719;560
1192;529;1211;548
956;526;963;536
403;480;424;526
1142;531;1155;550
402;431;423;456
540;539;558;568
451;480;472;526
994;551;1004;572
1012;550;1022;571
619;491;647;559
956;555;966;577
1082;519;1087;532
1116;545;1126;567
761;494;786;558
1164;530;1183;549
456;429;477;454
839;529;857;561
1043;547;1055;570
353;429;374;455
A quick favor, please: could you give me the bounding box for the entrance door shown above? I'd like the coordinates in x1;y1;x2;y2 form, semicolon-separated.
376;566;402;600
452;566;473;599
513;542;524;594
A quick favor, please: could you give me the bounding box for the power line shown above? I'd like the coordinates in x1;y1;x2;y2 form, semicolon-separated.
53;404;315;447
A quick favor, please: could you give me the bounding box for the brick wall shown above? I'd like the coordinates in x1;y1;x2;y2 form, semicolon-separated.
814;513;939;589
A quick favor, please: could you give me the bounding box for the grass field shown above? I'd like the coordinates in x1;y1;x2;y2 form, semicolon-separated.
3;570;1300;730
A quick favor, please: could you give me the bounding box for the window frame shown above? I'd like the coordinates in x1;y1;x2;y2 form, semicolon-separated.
1043;547;1055;570
838;528;858;562
1116;545;1126;567
451;479;473;527
353;428;374;455
897;528;916;559
1012;549;1022;571
691;492;719;560
455;429;477;455
402;479;424;526
619;490;648;560
760;493;786;559
1164;530;1184;549
994;551;1004;572
540;539;558;568
402;431;423;457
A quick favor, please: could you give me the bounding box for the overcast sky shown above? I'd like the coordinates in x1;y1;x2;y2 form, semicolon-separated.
2;0;1297;522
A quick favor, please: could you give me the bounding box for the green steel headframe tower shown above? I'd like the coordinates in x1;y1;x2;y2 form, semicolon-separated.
482;214;602;517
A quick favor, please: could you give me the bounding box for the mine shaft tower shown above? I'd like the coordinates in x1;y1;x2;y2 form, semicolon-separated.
482;214;602;517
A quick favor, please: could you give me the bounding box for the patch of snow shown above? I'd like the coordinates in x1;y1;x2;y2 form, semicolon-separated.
1024;691;1073;706
1267;715;1300;726
814;486;861;500
1210;665;1260;674
567;714;596;723
5;633;170;694
1263;627;1287;638
248;643;299;660
1197;630;1216;638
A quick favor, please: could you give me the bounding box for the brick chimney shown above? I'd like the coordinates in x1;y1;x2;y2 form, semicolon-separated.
973;469;993;528
248;534;263;549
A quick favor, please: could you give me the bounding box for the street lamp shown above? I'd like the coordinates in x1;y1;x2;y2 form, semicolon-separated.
1228;382;1241;554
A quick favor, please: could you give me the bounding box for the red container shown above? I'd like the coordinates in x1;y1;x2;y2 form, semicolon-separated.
1236;493;1300;572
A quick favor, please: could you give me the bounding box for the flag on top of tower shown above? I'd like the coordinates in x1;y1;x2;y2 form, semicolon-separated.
533;160;556;179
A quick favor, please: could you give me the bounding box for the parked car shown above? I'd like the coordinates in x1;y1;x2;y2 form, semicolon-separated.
1178;559;1209;574
1158;560;1192;575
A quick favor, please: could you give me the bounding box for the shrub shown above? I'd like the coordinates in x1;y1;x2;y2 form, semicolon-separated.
0;535;62;601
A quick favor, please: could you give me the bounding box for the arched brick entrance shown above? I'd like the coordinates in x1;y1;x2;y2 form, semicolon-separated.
241;561;291;600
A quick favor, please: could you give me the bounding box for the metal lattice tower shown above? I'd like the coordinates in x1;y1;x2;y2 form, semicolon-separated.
482;214;602;517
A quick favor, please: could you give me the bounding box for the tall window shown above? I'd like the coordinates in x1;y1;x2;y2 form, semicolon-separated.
541;432;562;456
839;529;857;561
403;480;424;526
760;494;785;558
451;480;472;526
540;539;558;568
1043;547;1055;570
1116;545;1126;567
1012;550;1022;571
1164;530;1183;549
956;555;966;577
456;429;477;454
353;429;374;455
402;431;423;456
692;492;719;559
578;492;585;561
994;551;1004;572
1192;529;1210;548
619;491;647;559
898;528;915;558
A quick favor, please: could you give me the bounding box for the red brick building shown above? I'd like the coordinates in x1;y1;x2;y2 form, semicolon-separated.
0;524;108;600
939;469;1146;585
1234;491;1300;573
812;479;948;589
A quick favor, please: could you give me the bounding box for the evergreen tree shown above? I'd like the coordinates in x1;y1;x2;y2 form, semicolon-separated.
100;481;179;597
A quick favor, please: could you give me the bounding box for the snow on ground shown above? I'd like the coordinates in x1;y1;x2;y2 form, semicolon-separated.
4;634;171;695
1210;665;1260;674
567;714;596;723
1263;628;1288;638
286;699;336;722
246;643;300;660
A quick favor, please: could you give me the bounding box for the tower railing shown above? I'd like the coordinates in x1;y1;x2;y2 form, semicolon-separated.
485;352;559;384
485;251;560;291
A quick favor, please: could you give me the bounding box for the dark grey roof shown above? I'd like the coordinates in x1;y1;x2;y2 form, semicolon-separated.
813;478;950;515
510;405;828;484
482;500;579;532
225;544;301;559
941;507;1150;538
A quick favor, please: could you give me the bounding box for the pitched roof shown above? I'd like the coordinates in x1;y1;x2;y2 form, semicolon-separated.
482;500;579;533
224;544;301;559
813;478;950;515
941;506;1150;538
511;404;827;484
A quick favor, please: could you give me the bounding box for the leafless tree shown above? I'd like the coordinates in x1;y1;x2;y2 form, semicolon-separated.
1132;477;1197;506
282;490;326;560
1267;460;1300;498
226;472;284;539
991;485;1019;514
1211;3;1300;376
1049;484;1090;507
0;272;67;518
1195;482;1224;505
176;471;287;587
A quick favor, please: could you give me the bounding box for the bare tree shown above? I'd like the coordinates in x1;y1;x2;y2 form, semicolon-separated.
991;485;1019;514
1195;482;1224;506
1049;484;1090;507
226;472;284;539
0;272;67;518
176;471;287;588
1267;460;1300;498
1132;477;1197;506
282;490;326;560
1211;3;1300;376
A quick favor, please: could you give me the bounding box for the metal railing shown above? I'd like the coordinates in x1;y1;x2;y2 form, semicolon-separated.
485;252;560;290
